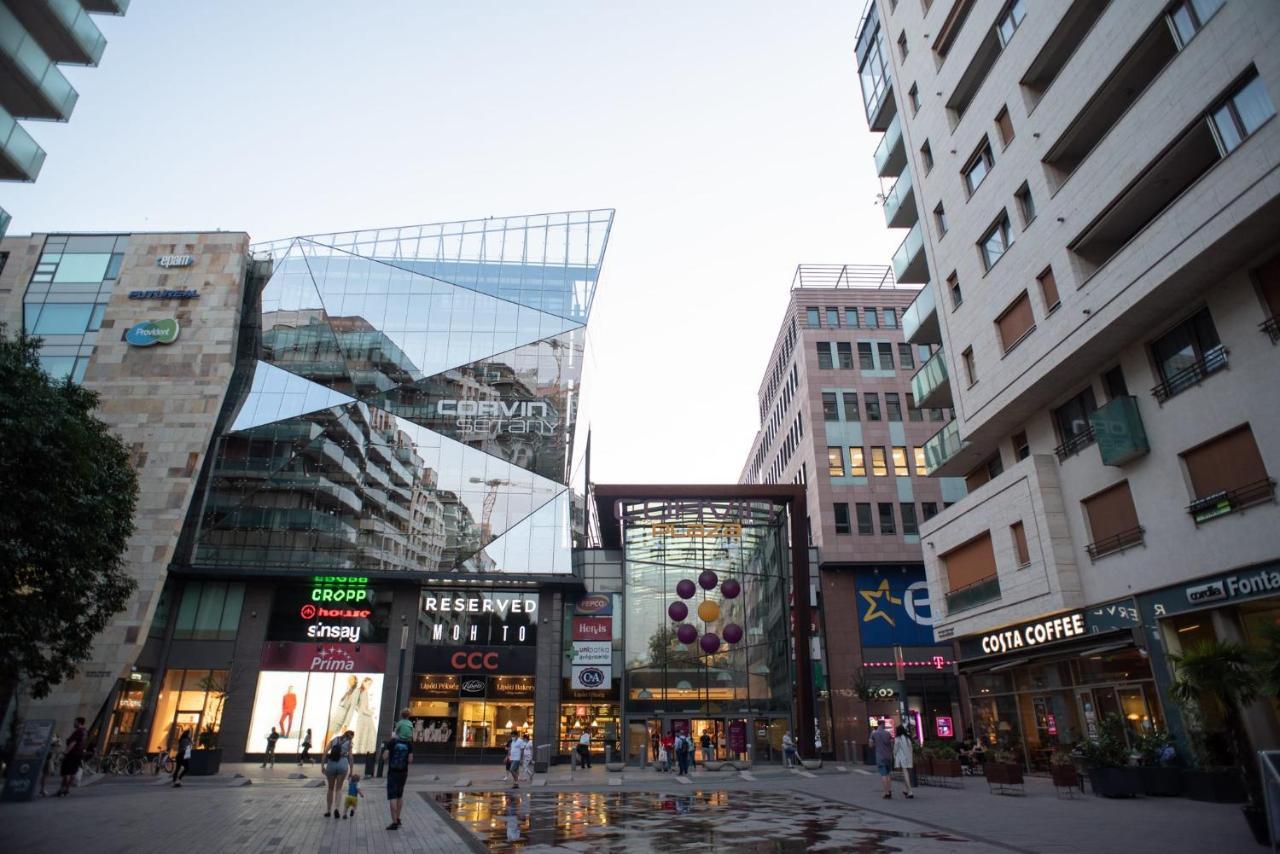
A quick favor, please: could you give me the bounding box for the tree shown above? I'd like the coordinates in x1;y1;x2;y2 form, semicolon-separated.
0;328;138;705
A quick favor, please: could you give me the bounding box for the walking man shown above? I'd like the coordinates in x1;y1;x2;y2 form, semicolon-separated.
382;734;412;830
56;717;88;797
871;719;895;799
172;729;192;787
576;729;592;769
298;728;313;765
262;727;280;768
675;731;692;776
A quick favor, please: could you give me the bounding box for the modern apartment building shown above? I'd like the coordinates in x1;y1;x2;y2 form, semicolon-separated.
0;0;129;235
855;0;1280;768
740;265;967;754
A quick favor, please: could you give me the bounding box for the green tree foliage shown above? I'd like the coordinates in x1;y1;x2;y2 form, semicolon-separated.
0;328;138;699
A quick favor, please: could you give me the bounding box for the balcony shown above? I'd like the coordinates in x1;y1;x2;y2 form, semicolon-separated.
946;575;1001;614
1053;426;1095;462
874;114;906;178
1088;395;1149;466
911;346;951;410
0;103;46;182
0;4;80;121
1188;478;1277;525
901;283;940;345
1151;346;1229;404
8;0;107;66
1263;316;1279;345
1085;526;1145;561
892;222;928;284
923;418;964;474
882;169;917;228
81;0;130;13
0;206;10;239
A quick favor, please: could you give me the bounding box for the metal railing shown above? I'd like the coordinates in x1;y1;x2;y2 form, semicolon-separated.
1261;316;1279;345
1188;478;1277;524
1085;526;1145;560
892;222;927;283
874;113;904;176
791;264;896;290
945;575;1001;614
1151;345;1229;403
1054;425;1096;462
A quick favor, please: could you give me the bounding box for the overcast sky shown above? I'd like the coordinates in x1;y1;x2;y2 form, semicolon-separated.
8;1;906;484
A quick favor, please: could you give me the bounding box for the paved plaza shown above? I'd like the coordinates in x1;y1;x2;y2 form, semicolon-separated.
1;761;1257;853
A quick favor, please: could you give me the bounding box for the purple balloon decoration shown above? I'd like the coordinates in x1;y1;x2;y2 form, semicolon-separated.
667;601;688;622
700;632;721;654
698;569;719;590
676;579;696;600
721;578;741;599
723;623;744;644
676;624;698;645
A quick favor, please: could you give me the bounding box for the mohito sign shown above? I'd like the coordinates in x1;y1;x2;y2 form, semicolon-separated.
979;612;1087;656
260;642;387;673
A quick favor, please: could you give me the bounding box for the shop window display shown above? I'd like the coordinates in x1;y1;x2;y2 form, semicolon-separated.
559;703;621;757
148;669;229;753
244;671;384;756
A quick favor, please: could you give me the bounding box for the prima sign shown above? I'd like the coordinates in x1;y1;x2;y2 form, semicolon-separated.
979;612;1086;656
437;398;557;436
156;254;193;268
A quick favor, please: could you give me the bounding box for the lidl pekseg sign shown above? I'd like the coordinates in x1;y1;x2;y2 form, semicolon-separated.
125;318;180;347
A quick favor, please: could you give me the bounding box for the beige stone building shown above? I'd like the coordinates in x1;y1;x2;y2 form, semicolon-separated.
855;0;1280;766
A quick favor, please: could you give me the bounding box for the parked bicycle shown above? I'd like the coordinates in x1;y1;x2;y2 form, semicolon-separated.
150;750;175;775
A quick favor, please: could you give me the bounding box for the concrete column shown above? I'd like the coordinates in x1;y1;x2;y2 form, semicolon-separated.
218;584;273;762
533;588;564;770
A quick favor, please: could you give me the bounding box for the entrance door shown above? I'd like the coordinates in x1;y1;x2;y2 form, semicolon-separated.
626;719;651;766
754;718;786;764
171;712;201;752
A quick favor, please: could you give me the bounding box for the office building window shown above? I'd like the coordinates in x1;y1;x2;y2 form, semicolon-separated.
828;447;845;477
898;343;915;370
878;342;895;369
996;291;1036;353
834;503;852;535
858;342;875;370
856;503;874;535
947;272;962;308
817;342;833;369
842;392;860;421
980;212;1014;270
871;447;889;476
1211;71;1275;155
826;307;840;327
914;446;928;475
1038;266;1060;312
1150;307;1225;400
901;503;919;535
929;407;944;422
995;105;1015;147
806;306;821;327
865;309;879;329
1181;424;1270;508
883;308;897;328
1011;521;1031;566
845;307;860;327
174;582;245;641
997;0;1026;46
921;501;939;521
1168;0;1224;48
822;392;839;421
878;503;897;534
921;140;934;173
837;341;854;369
897;31;909;59
962;138;995;195
1012;431;1030;461
866;394;882;421
886;393;903;421
849;447;867;476
934;202;948;236
962;347;977;386
907;393;923;421
891;446;910;476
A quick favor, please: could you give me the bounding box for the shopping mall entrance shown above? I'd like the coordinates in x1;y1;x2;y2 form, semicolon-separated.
623;715;791;766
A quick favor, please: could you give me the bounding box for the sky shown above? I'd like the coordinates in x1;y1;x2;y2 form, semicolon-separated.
6;0;905;485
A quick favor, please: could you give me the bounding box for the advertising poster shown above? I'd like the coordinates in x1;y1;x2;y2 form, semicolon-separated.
854;569;939;647
728;720;747;754
244;671;384;756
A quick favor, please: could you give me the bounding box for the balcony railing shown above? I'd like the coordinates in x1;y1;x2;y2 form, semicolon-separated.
1262;316;1279;345
946;575;1001;614
873;113;906;177
911;346;951;410
1151;345;1228;404
1085;526;1145;561
901;283;939;345
883;169;917;228
1054;426;1096;462
0;103;46;182
0;206;10;239
922;418;963;474
1188;478;1277;525
0;4;80;121
1089;395;1149;467
892;222;928;284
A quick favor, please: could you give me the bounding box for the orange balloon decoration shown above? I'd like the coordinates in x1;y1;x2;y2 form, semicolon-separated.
697;600;721;623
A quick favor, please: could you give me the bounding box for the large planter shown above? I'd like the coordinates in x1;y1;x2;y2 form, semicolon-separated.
986;761;1024;794
187;749;222;776
1183;769;1247;803
1088;766;1140;798
1051;765;1080;790
932;758;963;778
1137;766;1184;797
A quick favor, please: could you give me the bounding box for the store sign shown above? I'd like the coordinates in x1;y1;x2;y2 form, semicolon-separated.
650;522;742;539
571;641;611;666
267;583;389;645
1;719;54;802
935;717;953;738
571;665;610;690
419;590;538;646
978;612;1087;656
415;674;459;697
422;594;536;615
728;720;747;753
572;617;611;641
157;254;194;268
574;593;613;616
459;677;487;698
855;569;941;647
312;576;372;602
414;644;536;675
489;676;535;699
125;318;180;347
128;288;199;300
260;642;388;673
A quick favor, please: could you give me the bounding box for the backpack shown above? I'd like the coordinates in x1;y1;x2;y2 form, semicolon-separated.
676;735;690;756
327;739;342;762
388;739;410;771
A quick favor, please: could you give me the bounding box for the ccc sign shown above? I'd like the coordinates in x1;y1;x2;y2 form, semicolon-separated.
450;651;500;671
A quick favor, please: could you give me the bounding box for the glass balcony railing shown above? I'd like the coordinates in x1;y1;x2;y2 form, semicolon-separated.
0;103;47;182
873;114;906;177
946;576;1001;613
911;346;951;409
48;0;108;65
0;206;10;239
81;0;131;13
901;282;939;345
882;169;917;228
892;222;928;284
1089;395;1149;466
0;5;80;120
923;418;963;474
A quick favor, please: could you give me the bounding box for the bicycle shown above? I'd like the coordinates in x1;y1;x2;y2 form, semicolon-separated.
150;751;175;776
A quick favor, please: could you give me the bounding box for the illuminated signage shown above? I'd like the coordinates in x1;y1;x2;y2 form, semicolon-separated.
156;254;194;268
312;576;371;602
571;641;611;666
437;399;556;435
421;595;535;615
128;289;199;300
935;717;954;738
572;617;611;641
574;593;612;616
648;522;742;539
419;590;538;647
571;666;608;690
267;583;387;644
125;318;180;346
979;612;1086;656
450;651;500;671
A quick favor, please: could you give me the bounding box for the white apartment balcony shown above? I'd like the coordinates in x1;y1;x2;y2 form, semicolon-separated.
910;346;952;410
8;0;107;66
892;222;928;284
0;4;79;121
0;102;45;182
900;282;940;345
873;114;906;178
882;169;918;229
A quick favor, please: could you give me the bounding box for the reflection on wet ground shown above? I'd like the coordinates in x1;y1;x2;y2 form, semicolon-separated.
428;789;990;852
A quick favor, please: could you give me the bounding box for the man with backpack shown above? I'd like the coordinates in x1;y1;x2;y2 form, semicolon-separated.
675;731;693;776
381;734;412;831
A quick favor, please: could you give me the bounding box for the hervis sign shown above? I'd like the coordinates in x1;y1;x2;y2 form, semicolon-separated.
125;318;180;347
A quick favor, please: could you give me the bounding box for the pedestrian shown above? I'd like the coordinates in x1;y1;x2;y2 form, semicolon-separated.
381;732;412;830
782;731;798;769
893;725;915;799
40;736;63;797
675;731;692;776
343;773;363;818
870;720;895;799
56;717;88;797
520;735;534;781
172;729;192;787
576;728;592;769
322;729;353;818
507;731;527;789
298;728;313;765
395;708;414;742
699;731;712;763
262;726;279;768
661;733;675;772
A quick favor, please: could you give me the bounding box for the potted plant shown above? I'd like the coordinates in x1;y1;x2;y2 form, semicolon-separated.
1170;640;1264;841
187;672;228;776
1050;750;1080;792
1134;730;1182;796
1081;715;1140;797
930;743;963;784
985;749;1024;794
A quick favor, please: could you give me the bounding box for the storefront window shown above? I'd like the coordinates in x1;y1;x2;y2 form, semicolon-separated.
1073;648;1148;686
106;673;152;750
407;672;535;757
971;694;1022;760
173;582;244;641
559;703;620;758
148;669;228;752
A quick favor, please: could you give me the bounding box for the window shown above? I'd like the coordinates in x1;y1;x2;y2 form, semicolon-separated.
962;347;977;386
941;532;998;606
849;447;867;476
996;0;1026;47
878;342;895;369
1038;266;1060;312
1053;387;1099;457
891;446;910;475
807;307;821;327
886;393;903;421
30;303;95;335
966;453;1005;491
822;392;839;421
1212;72;1276;154
817;342;834;369
834;503;852;535
845;307;860;327
898;343;915;370
1012;431;1030;461
906;392;923;421
908;83;920;114
837;341;854;369
979;212;1014;270
865;309;879;329
857;342;875;370
947;272;962;308
921;140;934;173
871;447;889;476
901;503;919;535
996;291;1035;353
856;503;874;535
929;407;944;422
826;307;841;327
914;446;928;475
1015;182;1036;225
1169;0;1224;48
878;503;897;535
1103;366;1129;400
866;394;882;421
1150;308;1225;401
842;392;860;421
934;203;948;236
1182;425;1272;513
962;139;995;195
883;308;897;328
898;31;909;60
1011;521;1030;566
174;582;245;641
921;501;939;521
1082;481;1143;558
828;447;846;477
995;105;1015;147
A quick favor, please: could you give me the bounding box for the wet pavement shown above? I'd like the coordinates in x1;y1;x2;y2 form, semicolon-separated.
429;789;996;852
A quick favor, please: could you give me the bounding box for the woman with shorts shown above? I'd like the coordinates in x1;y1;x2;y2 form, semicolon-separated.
322;730;354;818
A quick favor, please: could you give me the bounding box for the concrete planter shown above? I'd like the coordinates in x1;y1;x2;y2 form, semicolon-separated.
1087;766;1140;798
701;761;729;771
187;749;222;776
800;758;823;770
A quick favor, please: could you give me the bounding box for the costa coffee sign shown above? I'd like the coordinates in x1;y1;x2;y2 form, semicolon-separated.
260;642;387;673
